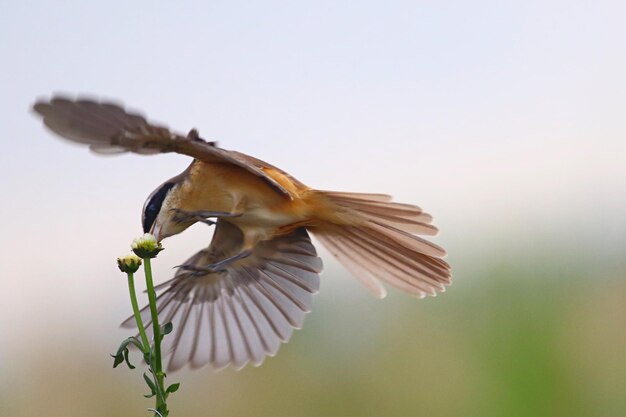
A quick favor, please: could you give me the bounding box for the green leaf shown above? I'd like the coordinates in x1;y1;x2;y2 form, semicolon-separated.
115;336;144;356
123;348;135;369
166;383;180;394
162;322;173;335
111;353;124;368
146;346;156;366
143;373;157;396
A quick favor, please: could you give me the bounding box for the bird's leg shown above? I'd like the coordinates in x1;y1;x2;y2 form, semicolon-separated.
170;209;242;225
170;209;215;226
176;250;253;274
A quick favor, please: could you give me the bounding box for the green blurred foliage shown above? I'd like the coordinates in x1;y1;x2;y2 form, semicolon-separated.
2;253;625;417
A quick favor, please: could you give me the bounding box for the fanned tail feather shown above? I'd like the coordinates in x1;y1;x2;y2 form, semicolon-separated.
312;191;451;299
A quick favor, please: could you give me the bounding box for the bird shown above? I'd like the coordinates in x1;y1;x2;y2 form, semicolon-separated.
32;95;451;371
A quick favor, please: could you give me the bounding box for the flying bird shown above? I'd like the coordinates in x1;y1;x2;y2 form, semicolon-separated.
32;96;451;371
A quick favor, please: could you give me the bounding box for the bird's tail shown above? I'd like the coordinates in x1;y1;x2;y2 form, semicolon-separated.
308;190;451;298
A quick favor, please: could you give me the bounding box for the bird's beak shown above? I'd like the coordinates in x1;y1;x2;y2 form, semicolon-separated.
151;223;163;242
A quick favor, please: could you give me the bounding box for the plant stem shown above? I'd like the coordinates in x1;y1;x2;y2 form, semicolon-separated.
127;272;150;352
143;258;168;417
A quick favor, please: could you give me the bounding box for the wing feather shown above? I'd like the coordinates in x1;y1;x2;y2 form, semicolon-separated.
33;96;294;196
124;220;322;371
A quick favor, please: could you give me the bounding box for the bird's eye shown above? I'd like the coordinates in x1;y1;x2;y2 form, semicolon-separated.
142;182;176;233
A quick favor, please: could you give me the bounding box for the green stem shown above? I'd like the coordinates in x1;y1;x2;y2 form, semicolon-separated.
127;272;150;352
143;258;168;416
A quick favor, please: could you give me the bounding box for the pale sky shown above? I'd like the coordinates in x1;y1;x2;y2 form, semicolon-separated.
1;0;625;362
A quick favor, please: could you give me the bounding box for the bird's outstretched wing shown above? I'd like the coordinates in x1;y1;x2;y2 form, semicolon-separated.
32;96;294;197
122;220;323;371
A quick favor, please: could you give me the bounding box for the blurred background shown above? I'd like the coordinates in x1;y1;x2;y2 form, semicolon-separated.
1;1;625;416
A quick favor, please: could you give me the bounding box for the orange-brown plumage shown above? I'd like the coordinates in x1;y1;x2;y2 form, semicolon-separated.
32;95;451;370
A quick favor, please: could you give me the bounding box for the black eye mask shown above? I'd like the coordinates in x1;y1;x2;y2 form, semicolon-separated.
143;182;176;233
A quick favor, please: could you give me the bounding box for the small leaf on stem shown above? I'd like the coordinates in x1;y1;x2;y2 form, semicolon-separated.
111;353;125;368
143;372;157;396
116;336;145;356
162;322;173;336
123;348;136;369
166;383;180;394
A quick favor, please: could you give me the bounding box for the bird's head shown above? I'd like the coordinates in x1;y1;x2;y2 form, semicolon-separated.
142;175;194;241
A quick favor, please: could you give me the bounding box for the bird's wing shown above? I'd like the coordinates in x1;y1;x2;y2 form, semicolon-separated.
122;219;322;371
32;96;295;197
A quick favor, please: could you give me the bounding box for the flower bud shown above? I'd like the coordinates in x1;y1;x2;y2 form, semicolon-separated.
131;233;164;258
117;254;142;274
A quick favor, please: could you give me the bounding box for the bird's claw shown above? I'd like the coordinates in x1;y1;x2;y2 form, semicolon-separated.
170;209;215;226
